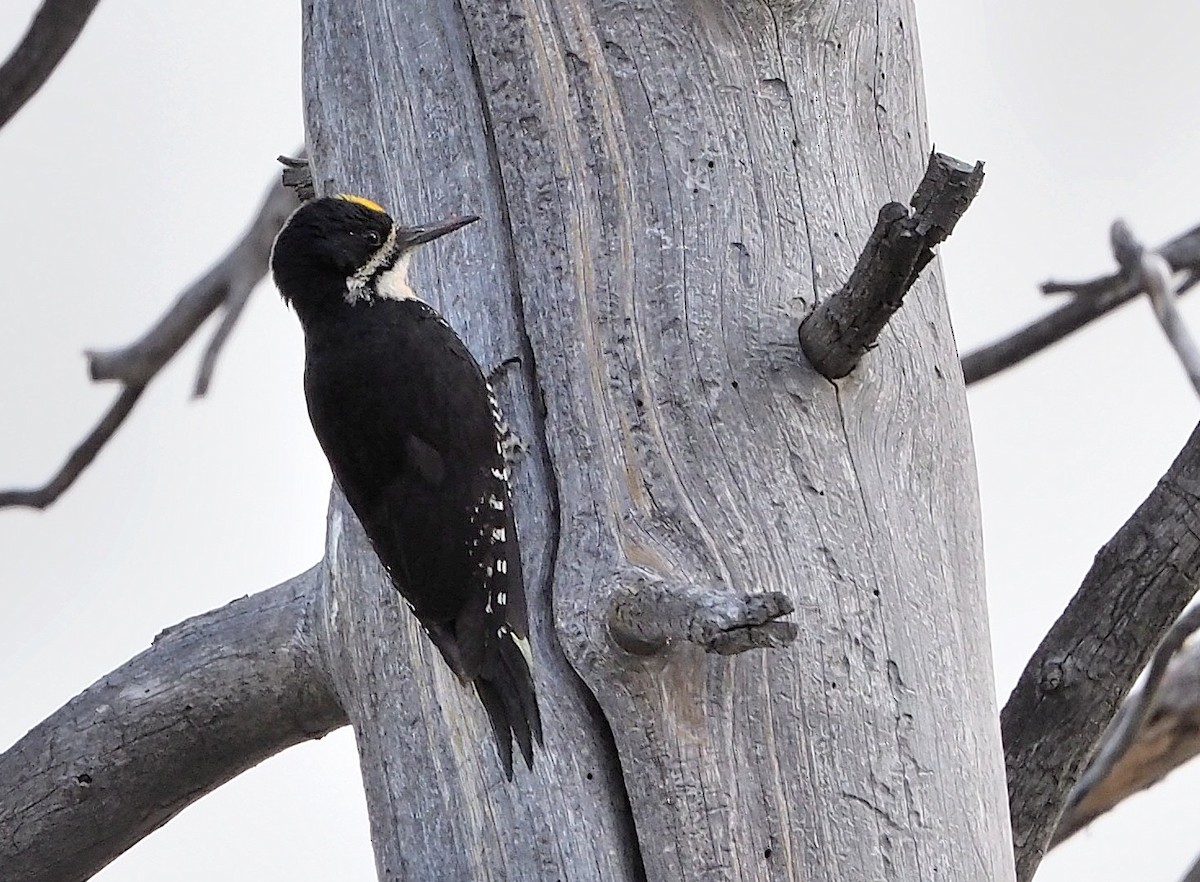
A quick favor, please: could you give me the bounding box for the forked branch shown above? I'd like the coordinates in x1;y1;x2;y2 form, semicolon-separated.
1052;606;1200;845
961;222;1200;385
0;179;298;510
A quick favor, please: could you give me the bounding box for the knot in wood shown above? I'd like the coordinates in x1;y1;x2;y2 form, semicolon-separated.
1039;659;1065;693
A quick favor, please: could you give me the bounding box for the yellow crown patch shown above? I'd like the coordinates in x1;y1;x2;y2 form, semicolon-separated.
336;193;387;213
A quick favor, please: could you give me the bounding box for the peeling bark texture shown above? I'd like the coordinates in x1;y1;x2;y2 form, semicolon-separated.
1002;422;1200;882
303;0;1012;880
0;569;345;882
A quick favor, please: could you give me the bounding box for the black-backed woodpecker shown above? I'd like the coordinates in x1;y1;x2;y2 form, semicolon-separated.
271;194;541;778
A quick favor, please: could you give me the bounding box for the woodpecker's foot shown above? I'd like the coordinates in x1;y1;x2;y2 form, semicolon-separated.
500;429;528;467
486;355;522;386
607;576;797;656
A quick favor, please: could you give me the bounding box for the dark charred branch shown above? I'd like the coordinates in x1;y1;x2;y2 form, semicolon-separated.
1001;422;1200;882
0;0;102;130
799;151;984;379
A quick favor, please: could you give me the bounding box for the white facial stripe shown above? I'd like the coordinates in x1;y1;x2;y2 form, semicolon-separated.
375;253;420;302
345;224;399;303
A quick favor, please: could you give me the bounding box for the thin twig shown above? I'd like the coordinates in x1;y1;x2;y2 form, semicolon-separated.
0;179;298;510
0;0;102;130
799;150;984;379
961;223;1200;385
1110;220;1200;396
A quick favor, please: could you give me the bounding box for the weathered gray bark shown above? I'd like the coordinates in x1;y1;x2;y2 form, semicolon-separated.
0;569;344;882
303;1;1013;880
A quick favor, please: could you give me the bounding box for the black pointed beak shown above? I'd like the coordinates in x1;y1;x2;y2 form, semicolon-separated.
400;214;480;246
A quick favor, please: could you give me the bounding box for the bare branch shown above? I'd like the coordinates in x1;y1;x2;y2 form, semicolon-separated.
961;222;1200;385
799;151;984;379
0;0;101;130
607;575;797;656
88;180;298;390
1001;423;1200;882
1110;220;1200;396
0;567;345;882
0;179;298;510
1052;606;1200;845
192;257;267;397
0;385;143;510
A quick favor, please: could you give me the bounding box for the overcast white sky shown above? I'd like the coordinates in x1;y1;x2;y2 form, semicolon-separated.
2;2;1199;880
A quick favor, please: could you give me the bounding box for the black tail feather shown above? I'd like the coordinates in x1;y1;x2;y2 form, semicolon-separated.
497;633;543;750
474;678;516;779
426;620;541;778
474;629;542;779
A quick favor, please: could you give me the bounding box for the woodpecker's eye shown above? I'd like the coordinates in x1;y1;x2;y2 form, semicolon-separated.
364;230;382;247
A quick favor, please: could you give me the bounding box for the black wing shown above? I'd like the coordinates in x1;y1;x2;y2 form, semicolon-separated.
303;299;541;776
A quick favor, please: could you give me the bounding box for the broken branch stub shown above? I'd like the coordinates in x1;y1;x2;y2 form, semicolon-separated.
278;155;315;201
607;576;797;657
799;151;985;380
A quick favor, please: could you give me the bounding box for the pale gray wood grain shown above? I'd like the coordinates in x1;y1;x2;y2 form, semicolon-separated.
303;0;1013;879
0;569;344;882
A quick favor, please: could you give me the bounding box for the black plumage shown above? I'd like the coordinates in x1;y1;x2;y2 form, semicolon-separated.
271;195;541;777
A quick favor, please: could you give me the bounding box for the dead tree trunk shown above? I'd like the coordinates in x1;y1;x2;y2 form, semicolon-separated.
303;0;1014;879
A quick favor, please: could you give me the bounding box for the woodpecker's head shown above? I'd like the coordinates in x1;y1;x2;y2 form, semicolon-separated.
271;194;478;317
